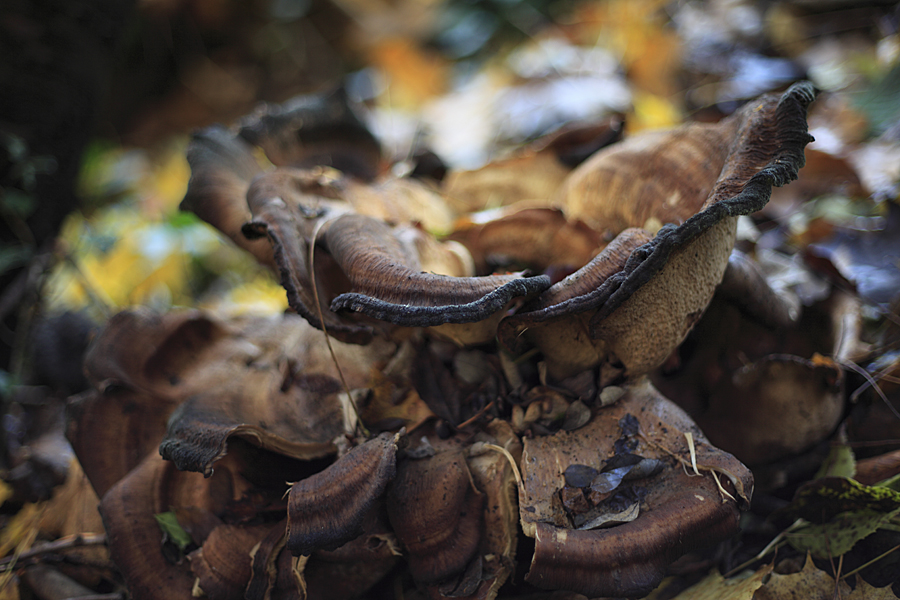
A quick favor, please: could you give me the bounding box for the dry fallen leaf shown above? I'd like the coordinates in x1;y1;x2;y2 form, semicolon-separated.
665;564;773;600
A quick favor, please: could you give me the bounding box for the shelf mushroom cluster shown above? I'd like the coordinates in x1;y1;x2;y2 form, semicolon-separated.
69;82;817;599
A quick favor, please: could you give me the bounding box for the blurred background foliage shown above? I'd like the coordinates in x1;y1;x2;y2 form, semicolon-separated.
28;0;900;330
2;0;899;383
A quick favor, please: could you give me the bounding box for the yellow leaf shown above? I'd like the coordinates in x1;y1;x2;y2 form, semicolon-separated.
205;274;289;316
754;554;848;600
663;564;772;600
0;503;44;558
39;458;104;539
847;577;900;599
0;574;20;600
142;146;191;217
128;252;189;306
570;0;682;96
0;481;12;508
629;90;683;133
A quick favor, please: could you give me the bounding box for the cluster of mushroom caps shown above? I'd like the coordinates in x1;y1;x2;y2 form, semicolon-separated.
67;82;816;600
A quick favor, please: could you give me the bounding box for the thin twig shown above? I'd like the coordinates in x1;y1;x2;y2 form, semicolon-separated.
832;553;843;600
477;443;524;495
684;432;700;476
844;439;900;448
840;358;900;422
839;544;900;581
0;533;106;568
456;401;495;429
307;218;368;438
724;519;805;577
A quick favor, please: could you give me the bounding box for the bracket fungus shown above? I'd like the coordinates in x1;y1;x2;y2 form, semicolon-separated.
653;265;857;469
498;82;817;380
240;173;550;345
68;82;821;600
387;449;485;584
287;431;400;556
517;379;753;598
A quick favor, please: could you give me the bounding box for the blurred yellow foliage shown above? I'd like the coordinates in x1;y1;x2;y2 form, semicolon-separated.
629;90;683;132
0;481;11;508
0;502;44;600
571;0;683;98
0;503;43;561
46;142;271;316
47;212;192;310
141;146;191;218
202;274;289;316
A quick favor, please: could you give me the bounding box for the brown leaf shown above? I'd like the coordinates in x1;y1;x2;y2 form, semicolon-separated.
441;118;622;215
449;206;604;276
753;554;848;600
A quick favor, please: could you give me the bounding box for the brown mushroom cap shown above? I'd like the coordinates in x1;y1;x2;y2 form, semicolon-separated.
286;432;400;556
189;523;272;600
387;449;485;584
157;311;399;475
517;378;753;598
696;354;844;465
99;453;230;600
183;88;554;347
82;307;227;399
70;309;227;496
181;126;276;267
653;277;857;468
716;249;800;329
302;512;401;600
325;213;551;329
101;444;299;600
237;86;382;182
243;173;551;345
498;82;816;380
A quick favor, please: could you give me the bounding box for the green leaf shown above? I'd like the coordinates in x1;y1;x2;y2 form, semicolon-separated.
786;508;900;559
876;472;900;493
166;210;201;229
783;477;900;524
153;511;192;551
816;444;856;480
